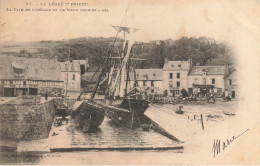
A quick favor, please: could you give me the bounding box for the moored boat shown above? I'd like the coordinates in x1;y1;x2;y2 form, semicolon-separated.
71;100;105;132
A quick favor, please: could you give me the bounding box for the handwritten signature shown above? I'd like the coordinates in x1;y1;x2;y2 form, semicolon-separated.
211;129;249;158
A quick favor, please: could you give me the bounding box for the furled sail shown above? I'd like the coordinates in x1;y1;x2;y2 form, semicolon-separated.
112;25;139;34
108;25;135;98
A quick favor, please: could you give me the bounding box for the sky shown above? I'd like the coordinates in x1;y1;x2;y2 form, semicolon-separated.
1;0;259;44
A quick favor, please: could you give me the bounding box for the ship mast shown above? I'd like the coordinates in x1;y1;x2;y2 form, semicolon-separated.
89;5;131;100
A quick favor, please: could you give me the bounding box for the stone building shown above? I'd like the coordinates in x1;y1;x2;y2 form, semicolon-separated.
58;60;81;97
187;65;228;97
134;69;163;96
162;59;191;97
73;58;90;75
0;55;64;97
224;68;241;99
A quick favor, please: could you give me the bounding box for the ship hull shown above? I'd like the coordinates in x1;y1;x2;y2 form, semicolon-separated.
71;101;105;132
105;98;149;129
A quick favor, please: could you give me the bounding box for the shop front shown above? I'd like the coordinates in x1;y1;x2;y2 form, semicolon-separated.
192;84;215;98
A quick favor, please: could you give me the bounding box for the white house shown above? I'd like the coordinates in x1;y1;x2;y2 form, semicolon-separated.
134;69;163;96
187;65;228;97
59;60;81;97
162;59;191;97
224;68;242;99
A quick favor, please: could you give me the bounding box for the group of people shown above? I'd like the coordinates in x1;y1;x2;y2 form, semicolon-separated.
148;94;197;104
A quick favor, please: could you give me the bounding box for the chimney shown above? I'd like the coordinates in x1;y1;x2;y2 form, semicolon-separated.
188;58;193;68
85;57;90;69
164;58;169;64
225;64;229;74
54;55;59;61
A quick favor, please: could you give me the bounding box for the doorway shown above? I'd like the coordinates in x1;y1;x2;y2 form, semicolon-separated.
29;88;38;95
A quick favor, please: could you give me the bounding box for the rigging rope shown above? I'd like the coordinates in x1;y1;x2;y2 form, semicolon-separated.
78;1;131;100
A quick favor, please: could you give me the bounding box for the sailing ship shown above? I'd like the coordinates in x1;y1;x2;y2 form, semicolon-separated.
71;4;148;131
103;26;149;128
95;8;149;129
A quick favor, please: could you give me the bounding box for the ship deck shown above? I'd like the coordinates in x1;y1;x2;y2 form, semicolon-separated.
49;116;183;151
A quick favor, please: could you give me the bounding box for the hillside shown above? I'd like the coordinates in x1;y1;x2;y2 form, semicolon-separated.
0;36;235;68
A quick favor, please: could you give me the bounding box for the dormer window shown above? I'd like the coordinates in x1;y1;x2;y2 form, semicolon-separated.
178;64;181;68
202;69;207;76
153;73;156;77
12;61;25;77
14;68;25;76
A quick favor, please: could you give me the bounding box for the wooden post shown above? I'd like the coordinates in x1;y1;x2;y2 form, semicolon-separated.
131;110;134;129
201;114;204;130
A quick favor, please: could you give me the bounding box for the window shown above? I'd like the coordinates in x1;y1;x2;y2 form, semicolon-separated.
177;81;180;87
151;81;154;87
212;78;215;84
143;74;148;80
194;78;198;84
228;79;232;85
164;90;168;96
169;81;173;88
203;78;206;84
193;78;199;84
169;73;173;79
177;73;180;79
178;64;181;68
72;74;76;80
151;89;154;93
203;72;207;76
143;81;146;86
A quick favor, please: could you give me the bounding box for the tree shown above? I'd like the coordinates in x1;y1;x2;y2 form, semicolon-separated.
181;88;188;98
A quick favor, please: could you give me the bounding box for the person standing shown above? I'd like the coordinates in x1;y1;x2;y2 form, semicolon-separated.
45;91;48;101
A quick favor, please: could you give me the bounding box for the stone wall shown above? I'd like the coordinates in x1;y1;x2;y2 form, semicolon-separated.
0;96;56;141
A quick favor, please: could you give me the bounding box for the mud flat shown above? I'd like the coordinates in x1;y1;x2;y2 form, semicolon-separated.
49;117;183;152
